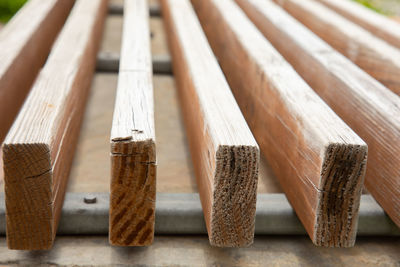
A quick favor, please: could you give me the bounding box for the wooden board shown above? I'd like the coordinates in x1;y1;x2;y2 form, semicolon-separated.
192;0;367;247
109;0;156;247
272;0;400;96
65;0;281;195
66;73;281;194
162;0;260;247
237;0;400;229
0;0;75;144
317;0;400;49
2;0;107;250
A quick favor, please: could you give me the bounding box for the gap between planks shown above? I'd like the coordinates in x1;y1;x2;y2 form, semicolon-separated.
192;0;368;247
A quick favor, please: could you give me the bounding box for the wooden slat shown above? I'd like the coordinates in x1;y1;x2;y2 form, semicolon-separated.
0;0;75;144
2;0;108;250
237;0;400;229
272;0;400;96
109;0;156;246
317;0;400;49
192;0;368;247
161;0;260;247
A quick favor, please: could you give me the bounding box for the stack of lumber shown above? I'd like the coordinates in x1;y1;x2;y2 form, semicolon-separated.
0;0;399;251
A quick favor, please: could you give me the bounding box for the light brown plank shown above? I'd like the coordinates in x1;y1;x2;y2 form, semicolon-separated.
0;0;75;144
317;0;400;49
109;0;156;247
237;0;400;229
66;73;280;194
272;0;400;96
192;0;367;247
161;0;260;247
2;0;108;250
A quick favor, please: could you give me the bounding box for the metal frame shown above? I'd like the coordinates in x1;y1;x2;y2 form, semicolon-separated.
0;193;398;235
96;52;172;74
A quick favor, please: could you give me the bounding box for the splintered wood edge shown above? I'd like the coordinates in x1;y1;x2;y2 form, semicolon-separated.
315;143;367;247
2;143;54;250
210;144;259;247
109;139;156;246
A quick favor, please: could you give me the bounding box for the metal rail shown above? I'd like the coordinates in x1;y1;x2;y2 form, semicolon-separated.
96;52;172;74
109;3;161;16
0;193;397;235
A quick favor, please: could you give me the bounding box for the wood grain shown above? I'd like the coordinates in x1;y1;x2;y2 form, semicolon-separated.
2;0;108;250
192;0;368;247
66;74;280;194
272;0;400;96
162;0;260;247
237;0;400;229
0;0;75;144
317;0;400;49
109;0;156;247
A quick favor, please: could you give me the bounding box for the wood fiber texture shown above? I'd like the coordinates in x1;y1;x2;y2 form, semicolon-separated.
192;0;367;247
273;0;400;96
162;0;260;247
109;0;157;246
0;0;75;144
237;0;400;228
2;0;108;250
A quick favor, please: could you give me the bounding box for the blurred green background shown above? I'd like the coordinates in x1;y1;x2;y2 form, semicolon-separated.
0;0;27;23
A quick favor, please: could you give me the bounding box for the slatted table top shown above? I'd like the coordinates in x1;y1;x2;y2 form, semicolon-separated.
0;0;399;265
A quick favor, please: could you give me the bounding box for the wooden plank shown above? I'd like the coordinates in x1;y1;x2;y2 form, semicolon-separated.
272;0;400;96
317;0;400;49
192;0;368;247
2;0;108;250
66;74;280;194
109;0;156;247
0;0;75;144
161;0;260;247
237;0;400;229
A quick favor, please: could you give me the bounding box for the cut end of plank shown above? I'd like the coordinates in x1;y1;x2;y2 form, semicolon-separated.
109;139;156;246
210;144;259;247
315;142;367;247
2;143;54;250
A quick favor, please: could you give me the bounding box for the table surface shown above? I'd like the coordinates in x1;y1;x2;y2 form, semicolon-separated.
0;0;399;266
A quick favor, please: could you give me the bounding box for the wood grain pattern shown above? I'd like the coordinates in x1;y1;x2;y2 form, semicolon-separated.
109;0;156;247
161;0;260;247
317;0;400;49
272;0;400;96
192;0;368;247
237;0;400;229
2;0;108;250
0;0;75;144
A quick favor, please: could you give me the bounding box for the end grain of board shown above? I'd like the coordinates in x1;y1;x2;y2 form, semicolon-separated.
237;0;400;229
2;0;108;250
109;0;157;246
192;0;368;247
162;0;259;247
